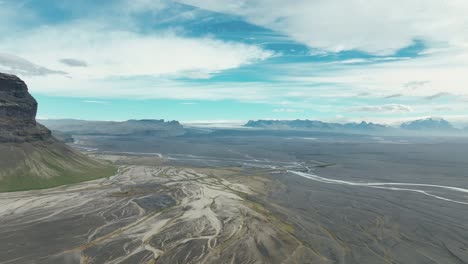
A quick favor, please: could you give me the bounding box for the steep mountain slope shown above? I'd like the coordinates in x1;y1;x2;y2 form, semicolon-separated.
0;73;116;192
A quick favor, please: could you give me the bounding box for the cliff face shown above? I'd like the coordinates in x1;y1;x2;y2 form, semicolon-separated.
0;73;51;142
0;72;116;192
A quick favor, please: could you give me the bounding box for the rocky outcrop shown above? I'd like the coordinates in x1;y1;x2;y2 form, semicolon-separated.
0;73;51;142
0;72;116;192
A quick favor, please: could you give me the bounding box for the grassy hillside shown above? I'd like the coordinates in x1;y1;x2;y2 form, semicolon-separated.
0;140;116;192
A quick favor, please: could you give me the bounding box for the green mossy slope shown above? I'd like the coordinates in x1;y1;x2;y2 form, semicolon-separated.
0;140;116;192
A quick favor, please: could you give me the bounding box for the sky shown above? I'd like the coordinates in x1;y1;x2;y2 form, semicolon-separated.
1;0;468;126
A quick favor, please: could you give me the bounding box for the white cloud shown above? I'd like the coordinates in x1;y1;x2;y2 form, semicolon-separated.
0;20;276;103
338;59;369;64
0;23;273;81
0;0;466;123
181;0;468;55
425;92;451;100
350;104;413;113
273;108;304;113
0;53;66;76
23;77;276;101
182;120;246;128
404;81;429;89
82;100;109;104
278;47;468;98
177;0;468;106
60;58;88;67
385;93;403;99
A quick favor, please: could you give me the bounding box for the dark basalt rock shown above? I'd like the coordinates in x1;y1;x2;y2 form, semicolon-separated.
0;73;51;142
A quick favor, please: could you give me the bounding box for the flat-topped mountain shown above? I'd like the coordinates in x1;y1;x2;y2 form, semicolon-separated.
40;118;186;137
0;73;115;192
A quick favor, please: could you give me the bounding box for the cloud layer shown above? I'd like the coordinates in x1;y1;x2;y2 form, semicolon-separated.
351;104;413;113
0;0;467;122
181;0;468;55
0;25;273;80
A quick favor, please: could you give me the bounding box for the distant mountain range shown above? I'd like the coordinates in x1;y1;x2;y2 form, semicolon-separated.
41;117;467;138
400;118;454;131
245;119;390;132
39;119;186;138
245;118;466;136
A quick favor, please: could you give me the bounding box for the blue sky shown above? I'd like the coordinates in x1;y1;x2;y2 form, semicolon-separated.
1;0;468;125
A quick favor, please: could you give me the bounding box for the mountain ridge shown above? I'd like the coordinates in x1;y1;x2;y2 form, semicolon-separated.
400;117;454;131
245;118;464;136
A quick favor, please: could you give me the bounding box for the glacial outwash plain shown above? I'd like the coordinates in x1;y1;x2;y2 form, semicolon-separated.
2;132;468;263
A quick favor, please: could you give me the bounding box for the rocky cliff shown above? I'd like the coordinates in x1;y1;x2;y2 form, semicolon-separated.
0;73;51;142
0;72;116;192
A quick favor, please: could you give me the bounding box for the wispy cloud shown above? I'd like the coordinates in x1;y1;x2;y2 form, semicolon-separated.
60;58;88;67
357;92;371;97
182;0;468;55
425;92;451;100
404;81;429;89
82;100;109;104
0;53;66;76
433;106;453;112
335;57;409;65
0;24;273;80
350;104;413;113
385;93;403;99
273;108;304;113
